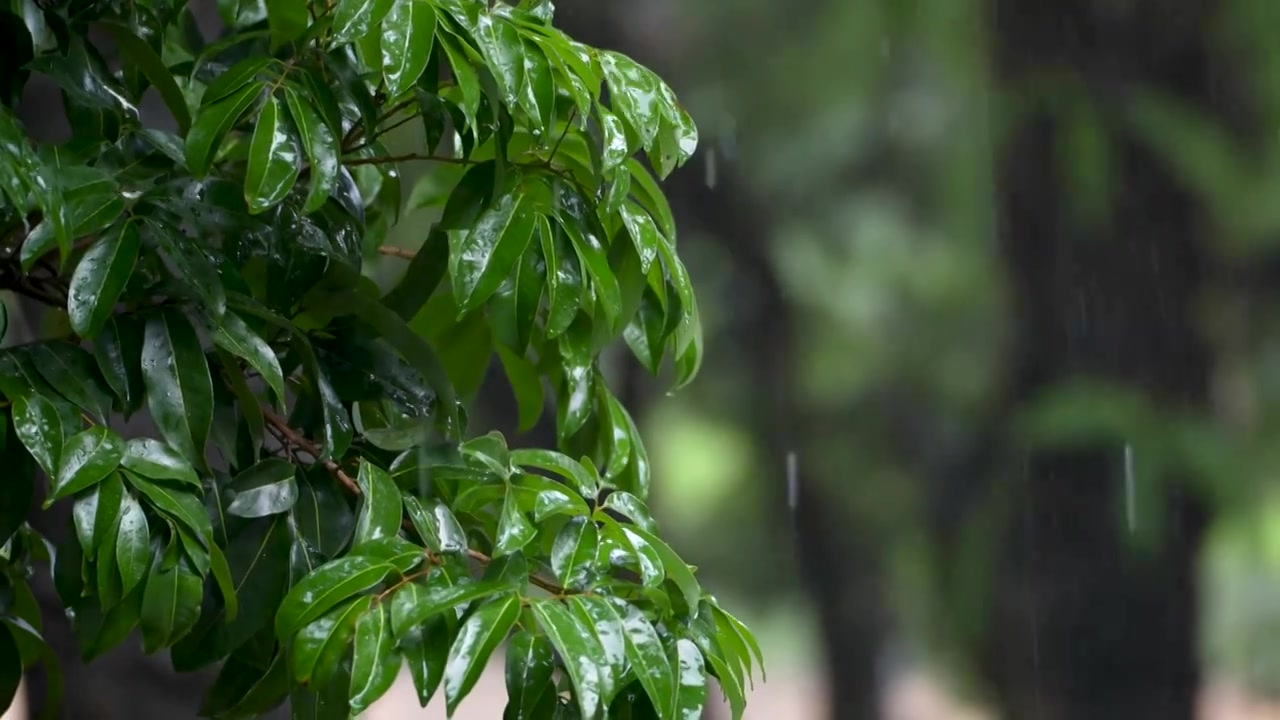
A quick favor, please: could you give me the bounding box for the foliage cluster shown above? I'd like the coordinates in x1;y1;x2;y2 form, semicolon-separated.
0;0;761;716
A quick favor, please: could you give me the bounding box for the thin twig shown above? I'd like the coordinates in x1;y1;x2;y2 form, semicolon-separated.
343;152;482;167
261;405;361;495
377;245;416;259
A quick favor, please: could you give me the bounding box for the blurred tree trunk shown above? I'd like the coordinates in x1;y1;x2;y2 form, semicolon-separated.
977;2;1217;718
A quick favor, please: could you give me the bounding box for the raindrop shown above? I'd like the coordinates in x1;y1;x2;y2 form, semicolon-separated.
1124;442;1136;534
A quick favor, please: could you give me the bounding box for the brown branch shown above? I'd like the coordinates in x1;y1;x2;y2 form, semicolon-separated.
261;405;361;495
377;245;416;259
344;152;483;167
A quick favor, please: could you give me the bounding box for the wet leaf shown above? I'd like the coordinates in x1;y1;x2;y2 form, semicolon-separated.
101;22;191;133
187;81;263;177
505;630;555;720
353;461;403;546
284;84;340;214
93;316;145;415
566;595;627;705
244;94;302;213
349;601;399;714
550;516;598;590
670;638;707;720
401;616;449;707
451;185;537;314
331;0;394;45
610;598;676;719
29;343;114;422
142;309;214;468
443;593;520;715
140;554;203;651
115;490;150;597
599;51;661;149
493;487;536;556
510;449;597;498
209;310;286;408
531;599;604;719
124;473;213;547
625;527;699;616
11;395;64;477
382;0;436;98
275;556;392;639
67;220;141;339
48;426;125;504
121;438;199;487
390;579;506;639
291;595;370;685
228;458;299;517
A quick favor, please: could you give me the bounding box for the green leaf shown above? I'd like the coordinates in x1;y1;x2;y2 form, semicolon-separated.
228;458;299;517
496;345;544;432
403;496;465;553
605;520;664;589
382;0;437;98
401;616;449;707
331;0;395;45
710;604;765;683
353;461;403;546
493;487;536;556
390;579;506;638
29;343;114;422
101;22;192;134
244;93;302;213
383;227;450;321
124;473;214;547
266;0;308;48
294;337;352;461
11;395;64;477
349;601;400;714
283;84;341;214
275;556;393;639
670;638;707;720
687;622;744;720
551;516;598;590
515;473;590;521
598;51;661;150
347;535;425;575
618;202;662;276
67;220;141;339
209;310;287;409
555;187;621;325
598;106;630;174
451;183;537;314
505;630;555;720
115;489;151;597
144;220;228;319
624;159;676;241
443;593;521;715
469;12;525;107
294;471;358;558
437;29;480;133
610;598;676;719
510;449;597;497
208;542;239;623
93;316;145;415
142;309;215;468
626;527;699;616
603;491;658;535
140;554;203;651
531;599;604;719
186;80;263;177
291;595;371;685
121;438;200;487
48;426;125;504
566;595;627;705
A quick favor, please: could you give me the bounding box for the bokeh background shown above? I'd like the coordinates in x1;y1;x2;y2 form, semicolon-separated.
14;0;1280;718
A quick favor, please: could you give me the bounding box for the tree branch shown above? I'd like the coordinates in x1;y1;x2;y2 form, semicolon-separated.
261;405;361;495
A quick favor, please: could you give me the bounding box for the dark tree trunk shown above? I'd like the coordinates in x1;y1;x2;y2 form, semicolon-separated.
978;1;1218;718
